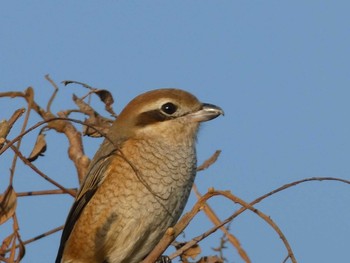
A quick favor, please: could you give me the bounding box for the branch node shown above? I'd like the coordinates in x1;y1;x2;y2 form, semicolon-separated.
208;187;215;193
166;227;175;236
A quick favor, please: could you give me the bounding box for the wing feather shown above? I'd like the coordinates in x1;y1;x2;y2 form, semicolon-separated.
55;141;117;263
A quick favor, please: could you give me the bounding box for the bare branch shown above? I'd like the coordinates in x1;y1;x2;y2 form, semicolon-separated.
45;74;59;113
9;88;34;184
16;188;77;197
0;86;90;182
171;177;350;262
62;79;117;117
166;190;297;263
142;192;217;263
9;143;76;197
192;184;250;263
3;226;64;254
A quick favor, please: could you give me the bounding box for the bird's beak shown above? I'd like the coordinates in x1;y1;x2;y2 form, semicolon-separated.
187;103;224;123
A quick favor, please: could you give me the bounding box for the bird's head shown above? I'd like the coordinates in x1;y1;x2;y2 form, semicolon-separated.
108;88;224;145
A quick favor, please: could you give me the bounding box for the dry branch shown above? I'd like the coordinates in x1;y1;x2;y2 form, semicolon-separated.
2;78;349;263
8;143;75;197
16;189;77;197
161;190;296;262
192;184;250;263
0;83;90;183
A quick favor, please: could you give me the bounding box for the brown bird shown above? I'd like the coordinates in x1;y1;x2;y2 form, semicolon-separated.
56;88;224;263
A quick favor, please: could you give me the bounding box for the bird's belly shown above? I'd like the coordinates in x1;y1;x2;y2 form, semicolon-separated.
104;188;189;263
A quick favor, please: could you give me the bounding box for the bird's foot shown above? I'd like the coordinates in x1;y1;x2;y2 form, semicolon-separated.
155;255;171;263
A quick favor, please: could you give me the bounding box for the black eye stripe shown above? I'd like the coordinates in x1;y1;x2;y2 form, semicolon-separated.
161;102;177;115
136;110;173;126
135;102;178;127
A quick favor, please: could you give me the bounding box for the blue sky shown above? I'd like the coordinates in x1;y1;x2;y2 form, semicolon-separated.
1;2;350;262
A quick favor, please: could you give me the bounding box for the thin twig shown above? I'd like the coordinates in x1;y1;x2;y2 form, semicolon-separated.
45;74;59;113
21;225;63;247
192;184;250;263
9;143;76;197
167;190;297;262
0;87;90;182
5;226;64;253
142;191;218;263
16;188;77;197
170;177;350;261
9;89;34;184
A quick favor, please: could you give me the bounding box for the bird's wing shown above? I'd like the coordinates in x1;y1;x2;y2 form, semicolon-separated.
55;141;116;263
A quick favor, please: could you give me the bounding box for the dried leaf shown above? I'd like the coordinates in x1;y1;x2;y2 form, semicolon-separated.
197;150;221;171
175;242;202;262
0;186;17;225
27;133;47;162
0;233;15;256
9;234;16;262
95;89;114;106
0;120;9;150
0;109;26;151
15;235;25;262
183;244;201;260
82;116;112;138
0;120;10;138
63;79;117;117
62;80;94;90
72;94;95;115
72;93;113;137
94;89;117;117
8;108;26;127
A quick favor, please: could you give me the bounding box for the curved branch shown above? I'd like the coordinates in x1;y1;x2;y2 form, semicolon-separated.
170;177;350;261
143;189;297;263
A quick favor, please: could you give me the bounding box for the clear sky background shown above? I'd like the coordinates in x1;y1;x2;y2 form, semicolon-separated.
1;2;350;263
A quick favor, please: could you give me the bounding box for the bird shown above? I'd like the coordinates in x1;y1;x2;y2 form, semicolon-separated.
55;88;224;263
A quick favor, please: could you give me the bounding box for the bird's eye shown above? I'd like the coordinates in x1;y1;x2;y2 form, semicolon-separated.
161;102;178;115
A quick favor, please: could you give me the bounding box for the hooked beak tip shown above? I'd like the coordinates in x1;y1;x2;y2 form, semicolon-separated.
187;103;224;123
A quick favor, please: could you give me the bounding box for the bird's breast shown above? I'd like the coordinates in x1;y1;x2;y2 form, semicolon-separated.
94;139;197;262
110;139;197;217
